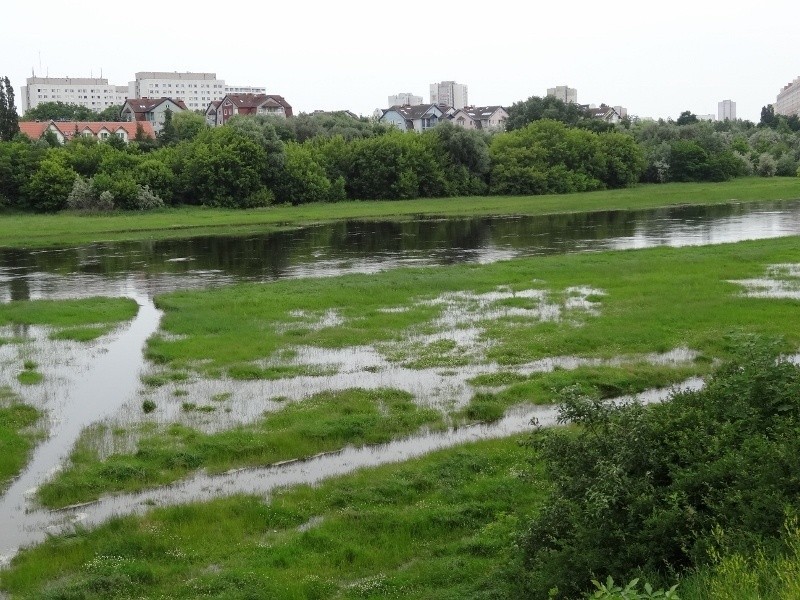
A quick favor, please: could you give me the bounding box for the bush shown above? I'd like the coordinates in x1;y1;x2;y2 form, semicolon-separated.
757;153;777;177
132;185;164;210
517;339;800;598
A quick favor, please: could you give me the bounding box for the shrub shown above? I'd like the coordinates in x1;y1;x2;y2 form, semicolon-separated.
132;185;164;210
517;339;800;598
756;153;777;177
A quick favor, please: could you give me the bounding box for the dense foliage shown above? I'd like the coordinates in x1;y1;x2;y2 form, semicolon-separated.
518;340;800;598
21;101;122;122
2;77;799;211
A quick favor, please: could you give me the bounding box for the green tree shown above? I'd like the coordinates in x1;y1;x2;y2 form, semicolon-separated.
24;154;76;212
0;76;20;141
22;101;97;122
97;105;122;121
172;111;208;142
158;107;178;146
676;110;699;125
505;95;591;131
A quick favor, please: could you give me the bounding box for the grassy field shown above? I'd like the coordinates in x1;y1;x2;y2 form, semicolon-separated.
0;387;41;491
29;235;800;507
0;178;798;248
1;436;547;600
0;297;139;337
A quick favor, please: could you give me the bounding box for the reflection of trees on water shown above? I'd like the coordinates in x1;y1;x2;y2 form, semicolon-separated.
1;200;799;302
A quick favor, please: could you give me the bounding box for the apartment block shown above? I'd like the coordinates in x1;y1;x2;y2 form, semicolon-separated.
129;72;226;111
21;77;128;113
775;77;800;117
718;99;736;121
429;81;468;110
388;92;422;107
547;85;577;104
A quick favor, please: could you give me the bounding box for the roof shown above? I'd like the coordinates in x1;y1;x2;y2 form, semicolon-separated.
385;103;450;120
19;120;155;141
221;94;293;117
464;106;506;120
122;98;188;114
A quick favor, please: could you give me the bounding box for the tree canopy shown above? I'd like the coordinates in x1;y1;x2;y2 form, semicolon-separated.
0;76;20;141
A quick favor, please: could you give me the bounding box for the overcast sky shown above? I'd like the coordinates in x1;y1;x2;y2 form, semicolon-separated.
3;0;799;122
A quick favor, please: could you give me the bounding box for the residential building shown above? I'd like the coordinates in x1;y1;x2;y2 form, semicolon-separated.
120;98;188;134
429;81;468;110
463;106;509;131
20;77;128;114
225;85;266;95
380;104;452;133
547;85;577;104
388;92;423;107
586;104;626;124
775;77;800;117
18;120;154;144
450;109;477;130
207;93;293;126
128;72;225;112
718;99;736;121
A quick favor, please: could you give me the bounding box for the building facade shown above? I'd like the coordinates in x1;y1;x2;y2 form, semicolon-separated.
775;78;800;117
18;120;154;144
206;94;293;127
547;85;577;104
21;77;128;114
120;98;188;134
718;100;736;121
429;81;468;110
388;92;423;107
129;72;225;112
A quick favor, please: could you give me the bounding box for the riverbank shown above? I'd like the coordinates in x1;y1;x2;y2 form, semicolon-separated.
1;178;798;249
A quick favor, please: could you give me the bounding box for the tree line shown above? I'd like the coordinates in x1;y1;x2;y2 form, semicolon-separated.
1;85;799;212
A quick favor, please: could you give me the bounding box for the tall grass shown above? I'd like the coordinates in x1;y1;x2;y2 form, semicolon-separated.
0;386;41;489
2;436;545;599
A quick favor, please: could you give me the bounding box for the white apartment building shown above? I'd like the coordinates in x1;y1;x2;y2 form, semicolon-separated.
718;99;736;121
547;85;577;104
225;85;267;95
775;77;800;117
129;72;226;111
429;81;468;110
388;92;423;107
21;77;128;113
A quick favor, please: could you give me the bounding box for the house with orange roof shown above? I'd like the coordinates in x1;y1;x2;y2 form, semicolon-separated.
18;120;155;144
120;98;187;134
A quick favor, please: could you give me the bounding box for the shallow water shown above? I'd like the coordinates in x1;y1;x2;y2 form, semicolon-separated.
0;378;704;565
2;200;800;302
1;199;799;566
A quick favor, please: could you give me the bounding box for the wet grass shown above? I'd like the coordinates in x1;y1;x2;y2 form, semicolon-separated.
1;435;543;599
16;370;43;385
148;235;800;376
0;178;797;248
459;363;704;422
48;324;115;342
0;297;138;334
37;388;445;508
0;386;42;490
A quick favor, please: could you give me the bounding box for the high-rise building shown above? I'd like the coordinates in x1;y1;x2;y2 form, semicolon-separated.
547;85;577;104
775;77;800;117
21;77;128;113
718;99;736;121
388;92;423;107
129;72;226;111
429;81;468;109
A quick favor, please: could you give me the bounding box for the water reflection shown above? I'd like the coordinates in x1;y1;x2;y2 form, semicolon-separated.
2;200;799;302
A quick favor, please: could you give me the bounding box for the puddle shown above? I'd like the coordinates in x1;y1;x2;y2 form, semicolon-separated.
0;377;703;566
730;263;800;300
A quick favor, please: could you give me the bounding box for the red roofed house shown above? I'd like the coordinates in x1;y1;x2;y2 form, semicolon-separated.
208;94;293;127
18;120;155;144
205;100;222;127
120;98;187;134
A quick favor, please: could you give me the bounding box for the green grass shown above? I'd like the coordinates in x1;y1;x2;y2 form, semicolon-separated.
0;297;138;331
147;235;800;377
0;386;42;490
16;370;43;385
0;178;797;248
48;324;115;342
1;436;544;600
459;363;705;422
37;388;445;508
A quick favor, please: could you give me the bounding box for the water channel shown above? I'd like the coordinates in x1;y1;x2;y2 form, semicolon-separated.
1;199;799;564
